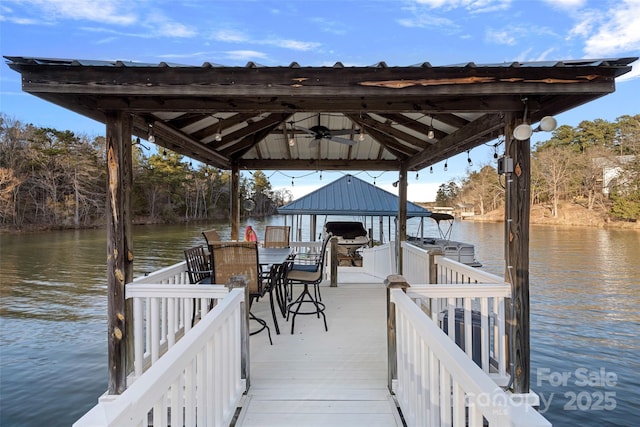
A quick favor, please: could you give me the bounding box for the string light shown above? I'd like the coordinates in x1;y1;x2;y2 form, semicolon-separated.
444;160;448;171
288;121;296;146
467;150;473;166
430;166;433;174
147;122;155;143
213;118;222;142
416;172;419;180
358;129;365;141
427;116;435;140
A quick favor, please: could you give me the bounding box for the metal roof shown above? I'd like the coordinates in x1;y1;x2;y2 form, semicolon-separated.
5;55;637;173
277;174;431;217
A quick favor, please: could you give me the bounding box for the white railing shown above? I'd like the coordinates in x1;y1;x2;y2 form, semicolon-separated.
361;242;396;278
390;288;550;427
406;284;510;385
435;256;503;284
74;288;246;427
401;241;432;283
126;283;231;379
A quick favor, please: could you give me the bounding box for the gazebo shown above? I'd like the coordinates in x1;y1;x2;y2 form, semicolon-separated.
5;55;636;397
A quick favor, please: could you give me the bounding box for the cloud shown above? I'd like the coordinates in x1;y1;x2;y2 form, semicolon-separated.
485;28;517;46
8;0;138;26
224;50;270;62
211;29;249;43
211;28;321;52
542;0;587;10
412;0;512;14
581;1;640;57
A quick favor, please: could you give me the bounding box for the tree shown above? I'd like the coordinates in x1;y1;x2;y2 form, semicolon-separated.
435;181;460;206
459;164;503;215
533;145;575;217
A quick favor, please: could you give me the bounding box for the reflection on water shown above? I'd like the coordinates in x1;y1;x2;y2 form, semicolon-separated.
1;220;639;426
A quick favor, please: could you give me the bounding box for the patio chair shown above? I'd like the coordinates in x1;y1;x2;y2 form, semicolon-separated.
263;225;290;248
202;228;221;246
183;245;213;325
284;236;330;334
209;241;272;345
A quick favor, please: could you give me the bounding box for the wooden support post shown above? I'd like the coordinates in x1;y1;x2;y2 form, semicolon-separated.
105;112;133;395
505;116;531;394
330;236;338;287
397;163;408;274
428;249;443;284
226;275;251;390
385;274;410;393
231;162;240;241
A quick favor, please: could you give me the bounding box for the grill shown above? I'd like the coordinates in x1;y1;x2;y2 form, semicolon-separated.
323;221;370;256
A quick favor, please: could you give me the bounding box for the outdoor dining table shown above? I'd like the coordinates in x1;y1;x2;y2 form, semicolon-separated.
258;246;293;335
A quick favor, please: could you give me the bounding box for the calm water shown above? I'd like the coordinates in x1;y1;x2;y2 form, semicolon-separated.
1;219;639;426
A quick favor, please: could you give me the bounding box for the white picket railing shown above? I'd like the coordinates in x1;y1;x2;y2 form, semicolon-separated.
401;241;432;283
126;283;231;379
406;284;510;386
435;255;503;285
399;241;512;384
74;288;246;427
361;242;397;278
126;261;237;379
391;288;550;427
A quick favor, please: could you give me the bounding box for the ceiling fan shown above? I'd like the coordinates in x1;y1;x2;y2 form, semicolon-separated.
295;124;360;146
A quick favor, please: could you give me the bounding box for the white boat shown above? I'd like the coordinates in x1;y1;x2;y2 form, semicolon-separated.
407;213;482;267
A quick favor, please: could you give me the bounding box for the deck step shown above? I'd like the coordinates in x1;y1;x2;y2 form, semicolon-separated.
236;395;403;427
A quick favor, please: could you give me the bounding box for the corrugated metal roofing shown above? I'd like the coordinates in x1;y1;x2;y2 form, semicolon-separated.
277;174;431;217
4;56;635;74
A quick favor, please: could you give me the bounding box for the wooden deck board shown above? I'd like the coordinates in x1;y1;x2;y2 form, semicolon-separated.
236;273;403;426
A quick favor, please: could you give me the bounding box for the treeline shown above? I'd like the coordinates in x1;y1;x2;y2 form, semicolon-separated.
435;115;640;222
0;115;292;229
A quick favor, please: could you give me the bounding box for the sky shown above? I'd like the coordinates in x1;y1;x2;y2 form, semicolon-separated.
1;0;639;202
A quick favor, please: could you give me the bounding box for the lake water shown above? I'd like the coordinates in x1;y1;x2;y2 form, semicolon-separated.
1;218;639;426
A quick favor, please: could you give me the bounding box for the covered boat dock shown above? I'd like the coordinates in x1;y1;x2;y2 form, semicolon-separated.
5;55;636;425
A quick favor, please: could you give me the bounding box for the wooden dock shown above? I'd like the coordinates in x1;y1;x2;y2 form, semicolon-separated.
235;271;404;427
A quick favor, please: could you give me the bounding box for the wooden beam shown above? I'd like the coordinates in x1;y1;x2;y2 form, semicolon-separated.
231;162;240;241
345;114;416;158
408;113;505;170
504;115;531;395
221;113;291;157
238;158;401;171
105;111;133;394
397;163;408;274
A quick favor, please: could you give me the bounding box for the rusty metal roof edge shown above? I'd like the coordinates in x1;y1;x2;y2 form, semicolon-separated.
5;55;637;70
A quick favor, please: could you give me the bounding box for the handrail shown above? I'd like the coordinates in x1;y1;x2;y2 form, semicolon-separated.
390;288;550;427
407;283;511;384
400;241;431;283
436;255;503;284
74;289;246;427
126;283;231;378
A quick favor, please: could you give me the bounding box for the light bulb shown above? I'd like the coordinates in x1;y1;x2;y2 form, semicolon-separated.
427;129;435;139
289;137;296;147
444;161;448;171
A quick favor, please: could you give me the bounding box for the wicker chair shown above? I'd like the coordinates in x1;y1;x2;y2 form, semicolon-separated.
201;229;221;246
209;241;272;344
263;225;290;248
183;245;213;325
284;236;330;334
